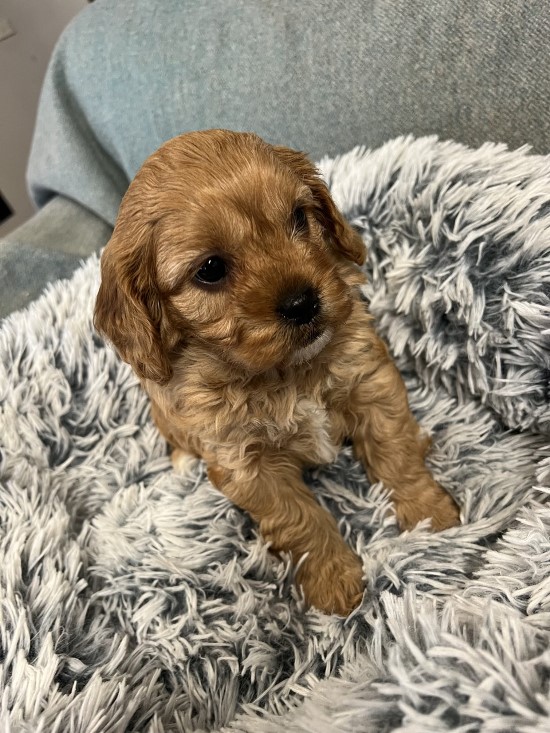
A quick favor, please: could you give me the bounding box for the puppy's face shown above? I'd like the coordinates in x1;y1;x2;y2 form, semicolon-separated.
95;130;366;382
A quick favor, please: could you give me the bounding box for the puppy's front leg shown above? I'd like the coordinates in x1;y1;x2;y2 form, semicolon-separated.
349;339;460;531
208;456;363;615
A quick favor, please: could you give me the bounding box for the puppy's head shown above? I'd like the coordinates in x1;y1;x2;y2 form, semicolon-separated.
94;130;366;382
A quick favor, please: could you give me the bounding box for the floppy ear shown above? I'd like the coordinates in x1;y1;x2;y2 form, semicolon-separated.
94;218;172;384
271;145;366;266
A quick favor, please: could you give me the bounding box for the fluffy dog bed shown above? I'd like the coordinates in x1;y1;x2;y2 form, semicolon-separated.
1;137;549;732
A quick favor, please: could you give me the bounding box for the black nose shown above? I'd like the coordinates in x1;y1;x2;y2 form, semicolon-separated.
277;287;320;326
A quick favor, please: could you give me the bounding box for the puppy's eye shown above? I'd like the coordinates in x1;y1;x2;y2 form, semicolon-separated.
292;206;308;234
194;256;227;284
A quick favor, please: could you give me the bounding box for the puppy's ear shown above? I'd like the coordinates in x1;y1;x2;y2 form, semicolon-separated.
272;146;366;266
94;218;172;384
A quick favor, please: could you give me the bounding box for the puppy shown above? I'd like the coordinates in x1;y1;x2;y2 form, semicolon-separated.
94;129;460;615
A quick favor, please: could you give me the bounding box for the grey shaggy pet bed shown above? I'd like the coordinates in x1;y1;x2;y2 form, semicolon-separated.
1;137;550;732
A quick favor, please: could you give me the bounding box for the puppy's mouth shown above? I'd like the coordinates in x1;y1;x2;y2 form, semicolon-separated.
287;327;333;365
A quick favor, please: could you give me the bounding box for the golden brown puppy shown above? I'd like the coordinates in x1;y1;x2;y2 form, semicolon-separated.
95;130;460;615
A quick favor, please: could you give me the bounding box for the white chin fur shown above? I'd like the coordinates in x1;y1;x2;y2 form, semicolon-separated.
289;328;333;365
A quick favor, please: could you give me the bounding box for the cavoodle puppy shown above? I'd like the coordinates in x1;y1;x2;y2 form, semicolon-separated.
94;129;460;615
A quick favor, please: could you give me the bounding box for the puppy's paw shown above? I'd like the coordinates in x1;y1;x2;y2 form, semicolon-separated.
171;449;200;477
395;482;461;532
297;548;364;616
429;490;461;531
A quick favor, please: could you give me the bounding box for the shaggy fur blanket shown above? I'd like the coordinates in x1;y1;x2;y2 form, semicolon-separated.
1;137;550;732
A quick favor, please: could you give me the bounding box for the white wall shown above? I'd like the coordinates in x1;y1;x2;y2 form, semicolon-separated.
0;0;87;237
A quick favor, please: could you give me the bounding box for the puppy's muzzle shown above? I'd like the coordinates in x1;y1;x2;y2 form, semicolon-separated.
277;286;320;326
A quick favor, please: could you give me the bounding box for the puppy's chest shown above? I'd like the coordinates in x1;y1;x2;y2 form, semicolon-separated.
223;379;345;465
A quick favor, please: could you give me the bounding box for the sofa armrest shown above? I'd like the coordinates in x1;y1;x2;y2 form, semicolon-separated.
0;196;112;319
